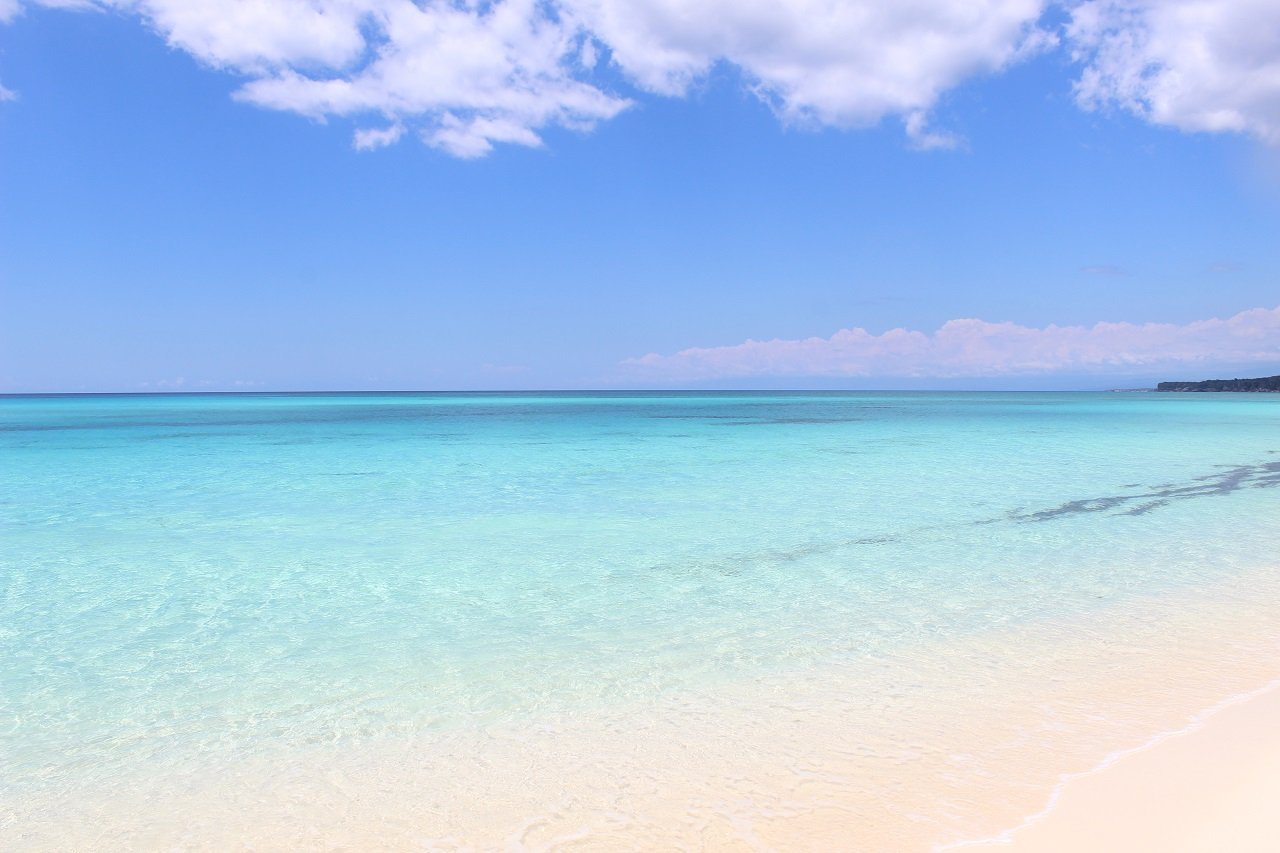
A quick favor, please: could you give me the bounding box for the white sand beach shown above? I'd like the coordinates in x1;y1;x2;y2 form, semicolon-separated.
963;681;1280;852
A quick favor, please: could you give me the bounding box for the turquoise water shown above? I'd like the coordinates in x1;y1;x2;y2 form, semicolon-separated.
3;391;1280;842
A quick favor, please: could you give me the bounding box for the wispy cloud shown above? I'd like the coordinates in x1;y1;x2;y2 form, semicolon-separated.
137;377;262;390
0;0;19;107
353;123;404;151
624;306;1280;380
1082;263;1126;276
904;110;964;151
139;376;186;389
478;363;531;376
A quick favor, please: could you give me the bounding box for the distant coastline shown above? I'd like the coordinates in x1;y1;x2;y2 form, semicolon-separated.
1156;375;1280;392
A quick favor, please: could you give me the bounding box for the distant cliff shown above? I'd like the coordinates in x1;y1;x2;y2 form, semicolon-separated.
1157;375;1280;392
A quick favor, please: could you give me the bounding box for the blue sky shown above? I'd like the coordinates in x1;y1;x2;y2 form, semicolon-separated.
2;1;1279;392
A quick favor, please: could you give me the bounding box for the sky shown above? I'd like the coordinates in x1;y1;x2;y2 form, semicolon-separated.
1;0;1279;392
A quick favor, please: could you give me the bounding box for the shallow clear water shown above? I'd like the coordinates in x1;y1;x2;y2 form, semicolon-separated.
3;391;1279;846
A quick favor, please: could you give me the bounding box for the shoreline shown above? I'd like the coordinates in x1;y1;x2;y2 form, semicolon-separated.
9;565;1280;850
13;641;1280;851
953;676;1280;851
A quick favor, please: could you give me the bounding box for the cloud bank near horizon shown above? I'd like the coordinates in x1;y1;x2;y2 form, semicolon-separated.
4;1;1280;156
623;306;1280;380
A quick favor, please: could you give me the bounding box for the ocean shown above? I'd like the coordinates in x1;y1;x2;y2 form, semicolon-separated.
3;391;1279;848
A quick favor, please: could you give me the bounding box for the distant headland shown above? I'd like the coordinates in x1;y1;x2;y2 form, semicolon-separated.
1156;375;1280;392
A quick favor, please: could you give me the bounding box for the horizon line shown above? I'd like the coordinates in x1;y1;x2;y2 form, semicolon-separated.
0;387;1166;398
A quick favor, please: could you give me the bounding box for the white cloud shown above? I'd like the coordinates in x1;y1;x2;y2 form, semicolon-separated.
5;0;1280;155
624;306;1280;379
126;0;370;72
570;0;1051;129
1068;0;1280;144
353;122;404;150
0;82;15;102
425;113;544;158
904;109;962;150
579;37;599;71
230;0;631;156
9;0;630;156
3;0;1051;154
13;0;97;13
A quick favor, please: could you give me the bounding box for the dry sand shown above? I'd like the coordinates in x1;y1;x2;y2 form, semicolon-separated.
959;680;1280;852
